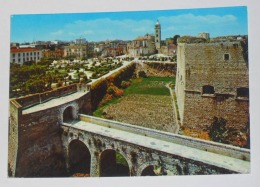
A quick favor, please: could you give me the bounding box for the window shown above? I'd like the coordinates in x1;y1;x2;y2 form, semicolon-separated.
202;85;215;94
237;87;249;98
12;54;15;57
224;54;230;60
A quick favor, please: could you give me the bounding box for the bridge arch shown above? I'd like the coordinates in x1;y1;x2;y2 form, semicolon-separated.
99;149;130;177
141;165;157;176
68;139;91;176
137;161;159;176
59;102;79;124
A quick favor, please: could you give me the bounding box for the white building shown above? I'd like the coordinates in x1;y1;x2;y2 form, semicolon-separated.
198;32;210;40
127;34;156;57
10;47;43;65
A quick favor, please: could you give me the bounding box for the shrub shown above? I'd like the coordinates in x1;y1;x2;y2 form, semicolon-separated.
107;86;115;94
138;71;147;78
209;117;230;144
121;80;131;88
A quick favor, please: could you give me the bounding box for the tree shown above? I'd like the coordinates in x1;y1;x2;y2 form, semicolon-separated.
173;35;180;45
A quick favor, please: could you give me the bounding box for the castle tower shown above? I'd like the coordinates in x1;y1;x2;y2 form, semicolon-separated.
154;20;161;50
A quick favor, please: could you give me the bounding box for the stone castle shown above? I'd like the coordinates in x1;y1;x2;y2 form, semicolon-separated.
8;37;250;177
175;41;249;136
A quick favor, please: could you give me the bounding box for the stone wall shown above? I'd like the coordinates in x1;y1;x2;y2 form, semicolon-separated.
16;84;78;109
9;92;91;177
176;42;249;135
8;100;22;176
61;124;236;177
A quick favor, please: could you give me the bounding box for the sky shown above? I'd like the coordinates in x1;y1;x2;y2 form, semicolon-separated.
10;6;248;43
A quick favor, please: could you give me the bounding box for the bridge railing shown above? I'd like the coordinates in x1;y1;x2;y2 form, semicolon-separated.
79;114;250;161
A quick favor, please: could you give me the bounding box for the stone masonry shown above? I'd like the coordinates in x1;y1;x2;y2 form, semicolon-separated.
175;42;249;132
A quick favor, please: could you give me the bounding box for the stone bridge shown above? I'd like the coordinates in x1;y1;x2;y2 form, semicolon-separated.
60;111;250;176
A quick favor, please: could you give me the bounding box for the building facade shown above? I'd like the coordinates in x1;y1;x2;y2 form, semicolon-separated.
63;44;88;59
198;32;210;40
10;47;43;65
175;41;249;139
127;34;156;57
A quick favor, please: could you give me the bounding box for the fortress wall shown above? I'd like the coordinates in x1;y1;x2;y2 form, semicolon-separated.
90;63;136;112
15;84;78;108
144;62;177;75
183;43;248;93
15;105;67;177
176;42;249;138
8;100;22;176
175;44;187;124
182;93;249;131
13;92;91;177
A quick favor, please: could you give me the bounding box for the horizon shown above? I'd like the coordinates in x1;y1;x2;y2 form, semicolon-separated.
11;6;248;43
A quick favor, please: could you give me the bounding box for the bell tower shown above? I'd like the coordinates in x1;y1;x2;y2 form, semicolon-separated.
154;20;161;50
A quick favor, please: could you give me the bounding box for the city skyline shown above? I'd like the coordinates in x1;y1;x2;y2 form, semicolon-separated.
11;6;248;43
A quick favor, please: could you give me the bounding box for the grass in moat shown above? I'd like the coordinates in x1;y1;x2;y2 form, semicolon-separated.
93;76;175;119
124;76;174;96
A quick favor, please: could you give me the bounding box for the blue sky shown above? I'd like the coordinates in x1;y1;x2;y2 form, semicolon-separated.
10;6;248;43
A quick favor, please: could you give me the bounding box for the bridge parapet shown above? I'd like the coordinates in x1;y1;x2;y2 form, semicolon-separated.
79;114;250;161
61;120;250;176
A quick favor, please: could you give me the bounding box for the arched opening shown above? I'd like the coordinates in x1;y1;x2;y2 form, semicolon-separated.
63;106;74;123
141;165;157;176
202;85;215;95
69;139;91;177
100;149;130;177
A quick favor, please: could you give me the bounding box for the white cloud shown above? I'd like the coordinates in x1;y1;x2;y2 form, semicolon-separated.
158;14;238;37
50;30;64;36
48;13;240;41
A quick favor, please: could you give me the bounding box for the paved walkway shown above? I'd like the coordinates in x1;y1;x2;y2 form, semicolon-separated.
62;120;250;174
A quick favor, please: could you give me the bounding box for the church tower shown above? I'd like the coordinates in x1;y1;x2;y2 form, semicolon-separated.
154;20;161;50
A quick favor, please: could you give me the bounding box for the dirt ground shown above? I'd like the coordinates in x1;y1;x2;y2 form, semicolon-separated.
103;94;176;133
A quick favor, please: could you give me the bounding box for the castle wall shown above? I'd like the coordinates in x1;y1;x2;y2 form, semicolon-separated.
16;84;78;109
176;42;249;134
12;93;91;177
183;92;249;131
8;100;22;176
175;44;186;124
